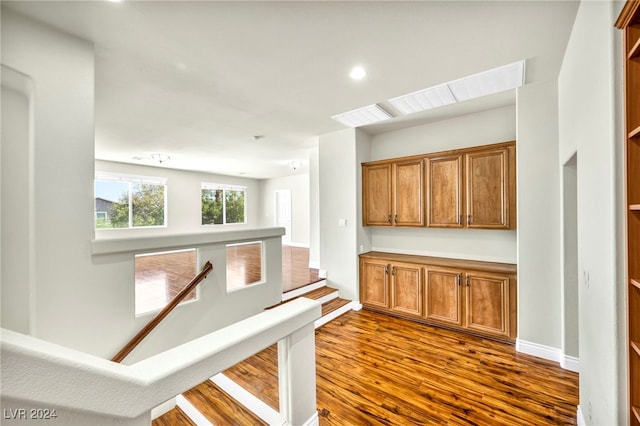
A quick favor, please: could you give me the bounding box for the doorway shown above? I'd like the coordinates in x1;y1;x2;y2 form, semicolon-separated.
274;189;292;244
562;153;579;363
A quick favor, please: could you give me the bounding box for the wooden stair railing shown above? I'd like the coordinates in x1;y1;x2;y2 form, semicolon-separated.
111;260;214;363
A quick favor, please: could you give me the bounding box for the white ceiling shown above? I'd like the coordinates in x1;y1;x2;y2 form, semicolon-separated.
3;1;579;179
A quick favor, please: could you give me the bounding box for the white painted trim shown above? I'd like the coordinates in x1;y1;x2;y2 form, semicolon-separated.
516;338;561;363
282;280;327;302
516;339;580;373
314;292;338;305
151;398;176;420
91;227;285;255
560;354;579;373
308;260;320;269
176;394;213;426
576;405;586;426
284;242;310;248
300;411;320;426
314;301;355;328
351;301;363;311
318;269;327;279
210;373;285;425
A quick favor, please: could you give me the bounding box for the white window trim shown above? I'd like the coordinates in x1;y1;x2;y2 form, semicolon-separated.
201;182;247;226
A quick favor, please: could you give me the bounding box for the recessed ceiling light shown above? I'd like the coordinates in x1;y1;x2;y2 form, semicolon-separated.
350;66;367;80
332;104;392;128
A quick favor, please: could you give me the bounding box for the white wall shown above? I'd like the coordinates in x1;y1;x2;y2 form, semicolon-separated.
1;74;32;334
368;106;517;263
309;147;320;268
95;160;260;239
0;10;283;363
258;173;310;246
319;128;359;300
558;1;625;424
516;80;562;350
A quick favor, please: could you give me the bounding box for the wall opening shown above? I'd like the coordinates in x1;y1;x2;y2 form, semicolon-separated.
135;248;197;315
226;241;264;291
562;153;579;358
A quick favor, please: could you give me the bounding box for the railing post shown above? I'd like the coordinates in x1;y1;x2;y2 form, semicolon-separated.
277;323;318;426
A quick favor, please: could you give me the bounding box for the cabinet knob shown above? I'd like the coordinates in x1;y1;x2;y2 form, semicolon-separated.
457;274;461;286
394;214;398;224
466;276;470;287
388;215;392;224
467;215;472;225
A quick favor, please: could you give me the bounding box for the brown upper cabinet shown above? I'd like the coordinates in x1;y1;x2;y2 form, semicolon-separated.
364;141;516;230
362;158;424;227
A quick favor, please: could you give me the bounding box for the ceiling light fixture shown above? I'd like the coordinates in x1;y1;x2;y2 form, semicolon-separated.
350;66;367;80
331;104;392;128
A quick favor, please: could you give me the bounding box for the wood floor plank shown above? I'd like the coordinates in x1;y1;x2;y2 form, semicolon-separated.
220;310;578;425
182;379;268;425
158;309;579;425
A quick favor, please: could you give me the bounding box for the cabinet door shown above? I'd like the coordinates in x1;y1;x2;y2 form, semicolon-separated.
465;272;510;338
390;262;423;317
363;163;392;226
393;159;424;226
360;259;390;309
424;267;463;326
466;149;509;229
426;154;463;228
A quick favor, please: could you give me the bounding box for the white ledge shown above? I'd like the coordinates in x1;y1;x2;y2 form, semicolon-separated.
1;297;321;419
91;227;285;255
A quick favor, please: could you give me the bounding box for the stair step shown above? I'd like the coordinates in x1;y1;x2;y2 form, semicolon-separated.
321;297;351;317
180;379;268;425
152;407;195;426
299;286;338;301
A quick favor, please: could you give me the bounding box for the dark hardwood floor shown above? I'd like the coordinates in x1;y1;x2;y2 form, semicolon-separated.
161;309;578;426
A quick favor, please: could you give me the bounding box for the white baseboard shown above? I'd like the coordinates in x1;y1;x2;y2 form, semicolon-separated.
301;411;320;426
561;354;579;373
516;338;579;373
315;301;355;328
576;405;586;426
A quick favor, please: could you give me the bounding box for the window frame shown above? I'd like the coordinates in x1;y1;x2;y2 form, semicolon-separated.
95;172;168;230
201;182;247;226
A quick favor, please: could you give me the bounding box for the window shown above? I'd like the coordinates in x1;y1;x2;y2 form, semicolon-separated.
201;183;246;225
95;173;167;229
135;249;197;315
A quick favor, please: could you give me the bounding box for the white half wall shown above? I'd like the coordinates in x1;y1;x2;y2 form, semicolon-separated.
558;1;625;424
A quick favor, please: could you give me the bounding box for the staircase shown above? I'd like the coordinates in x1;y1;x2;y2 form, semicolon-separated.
153;281;355;426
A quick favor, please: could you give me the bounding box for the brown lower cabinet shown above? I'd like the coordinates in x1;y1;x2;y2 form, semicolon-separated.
360;252;517;342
